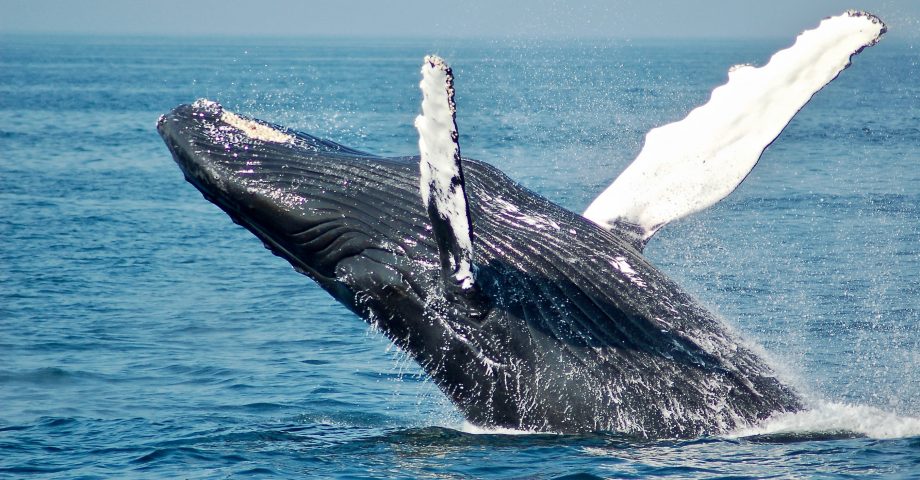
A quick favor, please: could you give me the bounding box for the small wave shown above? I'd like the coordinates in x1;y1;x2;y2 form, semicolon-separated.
729;401;920;440
299;358;330;366
218;401;289;412
371;425;581;449
0;367;109;385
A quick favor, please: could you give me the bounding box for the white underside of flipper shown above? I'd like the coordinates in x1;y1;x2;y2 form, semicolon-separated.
583;11;886;250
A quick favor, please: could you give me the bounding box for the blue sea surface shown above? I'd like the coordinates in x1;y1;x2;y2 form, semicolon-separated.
1;34;919;478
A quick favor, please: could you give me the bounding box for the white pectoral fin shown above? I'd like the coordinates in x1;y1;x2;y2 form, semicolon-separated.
583;11;886;250
414;55;476;289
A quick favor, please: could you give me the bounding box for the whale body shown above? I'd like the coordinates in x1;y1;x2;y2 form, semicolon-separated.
158;101;801;437
157;11;885;438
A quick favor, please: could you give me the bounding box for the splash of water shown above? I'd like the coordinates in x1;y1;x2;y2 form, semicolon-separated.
730;401;920;439
459;421;544;435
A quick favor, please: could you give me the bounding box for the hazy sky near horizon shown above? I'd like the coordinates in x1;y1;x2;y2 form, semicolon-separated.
2;0;919;39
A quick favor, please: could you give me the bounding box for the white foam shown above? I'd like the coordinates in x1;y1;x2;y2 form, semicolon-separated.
459;421;547;435
583;11;886;246
459;403;920;440
730;401;920;439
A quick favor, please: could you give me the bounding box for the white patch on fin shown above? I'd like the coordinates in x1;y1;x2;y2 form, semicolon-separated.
414;55;475;289
583;11;885;250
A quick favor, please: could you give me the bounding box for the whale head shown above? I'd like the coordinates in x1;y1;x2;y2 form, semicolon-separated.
157;100;430;302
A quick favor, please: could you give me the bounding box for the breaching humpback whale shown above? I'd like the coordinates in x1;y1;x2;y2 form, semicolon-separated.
158;12;885;438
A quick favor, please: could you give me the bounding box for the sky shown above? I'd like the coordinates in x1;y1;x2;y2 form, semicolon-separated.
2;0;919;39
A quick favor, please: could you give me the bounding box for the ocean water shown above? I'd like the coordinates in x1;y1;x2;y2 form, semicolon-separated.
1;33;919;478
